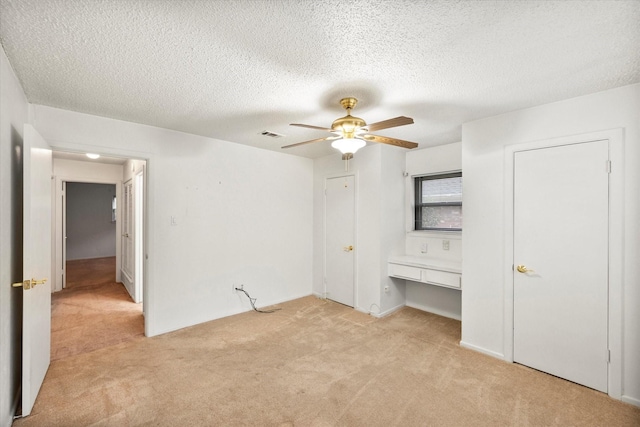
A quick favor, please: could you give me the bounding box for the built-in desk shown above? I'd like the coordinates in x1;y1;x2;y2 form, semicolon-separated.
388;256;462;290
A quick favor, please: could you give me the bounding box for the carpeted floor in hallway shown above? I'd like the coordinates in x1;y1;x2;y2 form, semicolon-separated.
14;293;640;426
51;257;144;361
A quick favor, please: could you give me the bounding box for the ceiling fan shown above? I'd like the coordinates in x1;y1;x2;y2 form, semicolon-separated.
282;97;418;159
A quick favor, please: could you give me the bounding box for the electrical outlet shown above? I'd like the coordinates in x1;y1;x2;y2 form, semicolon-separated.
420;243;428;253
442;240;450;251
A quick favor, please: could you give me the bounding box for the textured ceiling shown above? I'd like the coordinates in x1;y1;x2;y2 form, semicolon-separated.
1;0;639;158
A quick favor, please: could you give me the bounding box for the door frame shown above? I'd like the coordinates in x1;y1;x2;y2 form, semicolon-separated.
323;172;358;307
54;177;123;292
503;128;624;399
49;145;153;336
121;178;134;291
134;167;145;303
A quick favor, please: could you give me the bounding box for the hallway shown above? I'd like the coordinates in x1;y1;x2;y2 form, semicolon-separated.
51;257;144;361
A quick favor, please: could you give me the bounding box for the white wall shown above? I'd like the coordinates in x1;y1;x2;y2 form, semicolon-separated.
312;144;406;316
404;142;462;319
0;46;28;427
379;146;408;314
65;183;116;260
53;158;124;182
461;83;640;405
32;104;314;337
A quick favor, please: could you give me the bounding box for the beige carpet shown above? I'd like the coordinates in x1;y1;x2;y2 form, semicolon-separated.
15;296;640;426
51;257;144;361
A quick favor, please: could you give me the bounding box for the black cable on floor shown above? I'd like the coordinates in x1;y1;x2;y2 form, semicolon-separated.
235;287;281;313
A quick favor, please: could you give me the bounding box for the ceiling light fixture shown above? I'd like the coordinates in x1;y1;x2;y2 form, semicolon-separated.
331;137;366;156
331;137;366;171
284;97;417;172
86;153;100;159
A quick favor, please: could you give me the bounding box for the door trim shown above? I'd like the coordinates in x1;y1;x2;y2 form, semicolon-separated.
121;178;134;289
503;128;624;399
134;168;145;303
323;172;358;307
47;142;154;336
54;176;123;292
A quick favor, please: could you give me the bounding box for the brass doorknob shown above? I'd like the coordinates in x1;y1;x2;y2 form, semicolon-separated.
343;245;354;252
12;280;29;288
516;265;534;273
12;278;47;290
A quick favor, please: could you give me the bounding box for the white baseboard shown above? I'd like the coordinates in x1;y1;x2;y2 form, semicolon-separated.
313;293;403;318
354;303;404;318
622;395;640;408
371;303;405;318
261;292;314;309
459;340;506;360
121;269;134;300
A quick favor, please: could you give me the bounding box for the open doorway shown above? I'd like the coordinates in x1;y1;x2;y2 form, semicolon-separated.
51;152;147;361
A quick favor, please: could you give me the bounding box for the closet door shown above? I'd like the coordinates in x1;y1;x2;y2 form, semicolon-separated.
513;140;609;392
325;175;356;307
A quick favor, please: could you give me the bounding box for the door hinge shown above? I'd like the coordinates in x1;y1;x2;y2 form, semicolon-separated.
606;160;612;174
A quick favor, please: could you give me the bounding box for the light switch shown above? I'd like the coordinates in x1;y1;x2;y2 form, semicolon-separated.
170;216;177;226
442;240;450;250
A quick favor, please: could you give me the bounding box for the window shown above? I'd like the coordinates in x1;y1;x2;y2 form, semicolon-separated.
414;172;462;231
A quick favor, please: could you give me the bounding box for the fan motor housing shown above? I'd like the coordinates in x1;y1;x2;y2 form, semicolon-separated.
331;115;366;137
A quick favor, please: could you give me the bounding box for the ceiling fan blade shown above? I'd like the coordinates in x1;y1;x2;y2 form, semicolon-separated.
290;123;334;132
281;136;339;149
365;116;414;132
362;134;419;149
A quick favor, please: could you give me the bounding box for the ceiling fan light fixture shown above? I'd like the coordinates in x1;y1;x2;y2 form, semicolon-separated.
283;96;418;153
331;137;366;155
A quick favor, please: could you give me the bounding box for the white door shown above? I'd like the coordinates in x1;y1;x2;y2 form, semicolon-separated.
133;170;144;303
513;140;609;392
18;125;52;415
122;179;134;284
61;181;67;289
325;175;355;307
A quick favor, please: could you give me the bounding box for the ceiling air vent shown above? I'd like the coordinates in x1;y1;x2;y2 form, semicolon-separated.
260;130;284;138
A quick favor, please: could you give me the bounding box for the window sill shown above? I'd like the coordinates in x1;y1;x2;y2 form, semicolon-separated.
406;230;462;239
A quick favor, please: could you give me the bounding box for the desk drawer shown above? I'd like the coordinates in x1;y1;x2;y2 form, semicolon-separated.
421;269;461;289
388;263;422;281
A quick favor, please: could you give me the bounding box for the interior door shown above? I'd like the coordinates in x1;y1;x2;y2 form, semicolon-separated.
17;124;52;416
61;181;67;289
325;175;355;307
121;179;134;285
513;140;609;392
